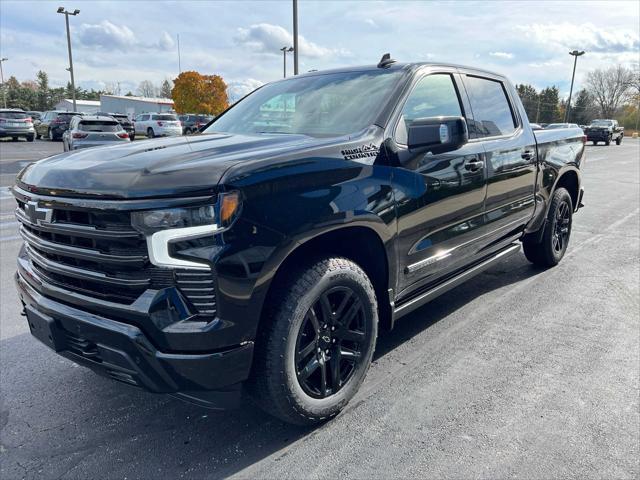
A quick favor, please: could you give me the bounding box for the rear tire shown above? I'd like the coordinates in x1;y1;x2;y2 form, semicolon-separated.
147;127;155;138
616;136;622;145
250;257;378;425
605;135;611;146
11;136;18;142
523;187;573;267
592;141;597;145
27;135;35;142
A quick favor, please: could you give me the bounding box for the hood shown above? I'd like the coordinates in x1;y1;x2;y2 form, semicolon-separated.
17;133;329;199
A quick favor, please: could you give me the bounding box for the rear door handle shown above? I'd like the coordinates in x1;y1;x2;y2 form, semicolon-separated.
521;150;535;161
465;158;484;171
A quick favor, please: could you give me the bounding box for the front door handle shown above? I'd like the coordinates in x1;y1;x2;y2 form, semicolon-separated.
465;158;484;171
521;150;535;161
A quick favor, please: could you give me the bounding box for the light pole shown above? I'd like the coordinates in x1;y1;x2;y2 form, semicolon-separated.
292;0;299;75
57;6;80;112
0;58;8;108
280;46;293;78
564;50;585;123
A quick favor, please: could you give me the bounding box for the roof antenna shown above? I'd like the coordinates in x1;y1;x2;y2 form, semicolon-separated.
377;53;396;68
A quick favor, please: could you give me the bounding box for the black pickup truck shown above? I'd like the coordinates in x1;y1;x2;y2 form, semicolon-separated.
13;59;585;425
584;119;624;145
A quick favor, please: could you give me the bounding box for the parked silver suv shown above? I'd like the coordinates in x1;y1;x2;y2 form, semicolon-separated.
0;109;36;141
62;115;130;151
134;113;182;138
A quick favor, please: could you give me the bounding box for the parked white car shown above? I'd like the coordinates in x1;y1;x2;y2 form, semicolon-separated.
134;113;182;138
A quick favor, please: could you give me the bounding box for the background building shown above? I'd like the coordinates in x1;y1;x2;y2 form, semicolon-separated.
99;95;174;118
53;99;100;114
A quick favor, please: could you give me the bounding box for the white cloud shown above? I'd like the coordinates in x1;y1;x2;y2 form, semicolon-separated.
78;21;136;51
517;22;639;53
234;23;349;58
78;21;174;52
489;51;514;59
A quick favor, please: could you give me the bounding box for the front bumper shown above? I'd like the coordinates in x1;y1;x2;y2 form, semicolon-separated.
585;130;611;141
15;267;253;408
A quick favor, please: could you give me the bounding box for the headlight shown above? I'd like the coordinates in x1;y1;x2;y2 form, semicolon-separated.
132;191;241;270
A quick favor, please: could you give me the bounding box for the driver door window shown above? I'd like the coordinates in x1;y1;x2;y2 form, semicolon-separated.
396;74;463;144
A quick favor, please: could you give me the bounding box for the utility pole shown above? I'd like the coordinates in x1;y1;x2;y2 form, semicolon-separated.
0;58;7;108
564;50;585;123
535;94;541;123
57;7;80;112
177;34;182;74
280;46;293;78
292;0;299;75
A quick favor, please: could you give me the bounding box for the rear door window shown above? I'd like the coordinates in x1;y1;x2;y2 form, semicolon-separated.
463;75;517;138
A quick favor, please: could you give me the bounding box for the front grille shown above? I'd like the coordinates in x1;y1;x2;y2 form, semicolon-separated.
16;198;217;320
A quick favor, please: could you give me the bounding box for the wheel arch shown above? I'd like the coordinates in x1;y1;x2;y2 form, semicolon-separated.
257;224;394;340
553;168;580;211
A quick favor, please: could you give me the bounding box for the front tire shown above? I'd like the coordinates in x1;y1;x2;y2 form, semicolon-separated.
605;135;611;146
147;127;155;138
250;257;378;425
616;135;622;145
27;134;34;142
523;187;573;267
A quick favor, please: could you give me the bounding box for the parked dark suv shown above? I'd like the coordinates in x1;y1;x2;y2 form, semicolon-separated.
35;111;83;141
97;112;135;141
179;114;214;134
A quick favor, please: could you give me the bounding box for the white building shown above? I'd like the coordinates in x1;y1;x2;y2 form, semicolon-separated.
54;99;101;114
99;95;174;119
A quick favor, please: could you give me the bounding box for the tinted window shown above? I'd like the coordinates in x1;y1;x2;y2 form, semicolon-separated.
396;74;463;144
152;114;177;121
78;121;121;132
141;115;150;121
0;111;29;119
464;76;516;138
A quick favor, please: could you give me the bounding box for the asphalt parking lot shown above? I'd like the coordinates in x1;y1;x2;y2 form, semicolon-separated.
0;139;638;479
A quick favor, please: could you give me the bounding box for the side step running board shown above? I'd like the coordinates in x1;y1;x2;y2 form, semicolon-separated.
393;243;521;321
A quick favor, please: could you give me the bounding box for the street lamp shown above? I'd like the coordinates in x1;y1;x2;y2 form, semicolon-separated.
292;0;299;75
0;58;8;109
564;50;585;123
57;6;80;112
280;46;294;78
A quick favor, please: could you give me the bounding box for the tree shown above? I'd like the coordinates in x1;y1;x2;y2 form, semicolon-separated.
160;79;173;99
137;80;157;98
538;86;561;123
35;70;50;111
585;65;634;118
171;71;229;115
516;84;539;121
570;89;597;125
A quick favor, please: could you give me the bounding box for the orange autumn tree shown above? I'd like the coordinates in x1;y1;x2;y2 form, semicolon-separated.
171;71;229;115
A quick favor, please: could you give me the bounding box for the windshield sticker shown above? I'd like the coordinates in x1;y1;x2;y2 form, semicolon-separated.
341;143;380;160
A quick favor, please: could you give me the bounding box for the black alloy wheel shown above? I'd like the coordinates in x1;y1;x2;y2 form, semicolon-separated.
250;256;378;425
552;199;571;255
295;286;366;399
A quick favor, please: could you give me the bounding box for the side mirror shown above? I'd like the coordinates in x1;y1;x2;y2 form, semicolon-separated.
407;116;468;154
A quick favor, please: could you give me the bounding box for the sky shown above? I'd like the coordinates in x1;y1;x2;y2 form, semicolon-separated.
1;0;638;101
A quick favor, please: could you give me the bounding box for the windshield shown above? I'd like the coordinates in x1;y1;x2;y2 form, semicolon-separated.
205;69;405;137
0;111;29;119
591;120;613;127
153;114;177;121
79;121;121;132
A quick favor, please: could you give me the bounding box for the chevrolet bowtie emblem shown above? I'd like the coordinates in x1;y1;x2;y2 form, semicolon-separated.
24;201;53;226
